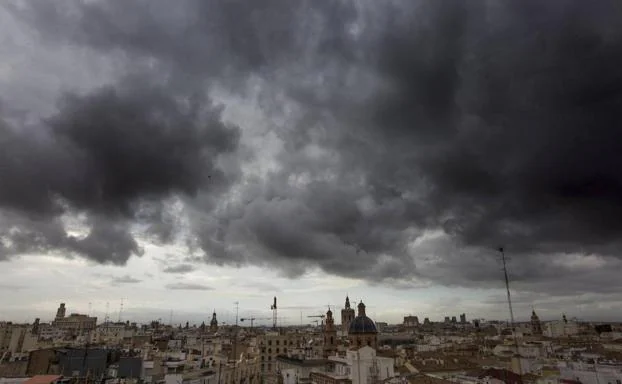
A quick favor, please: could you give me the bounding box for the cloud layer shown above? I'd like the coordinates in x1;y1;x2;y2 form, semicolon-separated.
2;0;622;298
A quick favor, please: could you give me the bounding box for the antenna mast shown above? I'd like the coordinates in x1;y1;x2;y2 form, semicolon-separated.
233;302;240;383
499;247;522;380
233;302;239;360
104;302;110;333
118;298;125;323
499;248;516;327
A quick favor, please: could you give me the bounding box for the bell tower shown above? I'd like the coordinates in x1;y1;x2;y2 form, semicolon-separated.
340;295;355;335
323;307;337;358
531;309;542;336
210;310;218;332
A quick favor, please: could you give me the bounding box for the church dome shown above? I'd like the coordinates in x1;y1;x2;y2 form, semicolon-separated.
348;301;377;334
348;315;377;334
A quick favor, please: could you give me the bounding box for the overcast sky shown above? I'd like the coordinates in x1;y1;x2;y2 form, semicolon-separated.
1;0;622;325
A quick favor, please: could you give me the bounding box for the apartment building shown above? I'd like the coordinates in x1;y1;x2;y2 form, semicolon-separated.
258;331;306;375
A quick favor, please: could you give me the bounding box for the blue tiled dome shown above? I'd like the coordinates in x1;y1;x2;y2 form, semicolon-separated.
348;301;377;334
348;315;377;334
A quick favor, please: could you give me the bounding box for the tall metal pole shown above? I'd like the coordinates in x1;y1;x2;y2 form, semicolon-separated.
499;247;522;381
499;248;515;327
233;302;239;384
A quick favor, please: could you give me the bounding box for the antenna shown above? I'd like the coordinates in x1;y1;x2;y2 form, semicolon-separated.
118;298;126;323
104;302;110;332
498;247;522;380
499;248;516;329
233;302;239;360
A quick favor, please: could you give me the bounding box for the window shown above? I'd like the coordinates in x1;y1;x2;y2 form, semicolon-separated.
276;340;280;345
268;340;272;346
276;348;280;353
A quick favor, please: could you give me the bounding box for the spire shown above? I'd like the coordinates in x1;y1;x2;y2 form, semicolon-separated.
345;295;351;309
210;310;218;329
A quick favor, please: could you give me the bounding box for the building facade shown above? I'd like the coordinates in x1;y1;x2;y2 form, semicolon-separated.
52;303;97;333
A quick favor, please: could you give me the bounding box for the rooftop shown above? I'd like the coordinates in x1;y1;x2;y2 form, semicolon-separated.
23;376;63;384
276;355;328;367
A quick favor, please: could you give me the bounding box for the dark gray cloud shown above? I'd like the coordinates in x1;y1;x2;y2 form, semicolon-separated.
0;75;239;264
3;0;622;299
165;282;212;291
111;275;142;285
162;264;196;274
0;284;27;291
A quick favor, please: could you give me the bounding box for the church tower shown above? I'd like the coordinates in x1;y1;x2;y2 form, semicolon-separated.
55;303;66;320
210;310;218;332
340;296;355;335
323;307;337;358
531;309;542;336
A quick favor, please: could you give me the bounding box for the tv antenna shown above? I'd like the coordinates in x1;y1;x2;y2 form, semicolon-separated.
118;298;126;323
498;247;522;380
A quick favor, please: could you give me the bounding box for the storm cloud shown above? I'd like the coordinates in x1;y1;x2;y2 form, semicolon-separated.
2;0;622;297
0;75;239;264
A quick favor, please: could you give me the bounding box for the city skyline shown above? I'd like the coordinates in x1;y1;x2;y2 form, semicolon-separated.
0;247;613;325
2;1;622;324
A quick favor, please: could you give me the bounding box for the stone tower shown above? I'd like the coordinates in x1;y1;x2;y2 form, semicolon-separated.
32;318;40;335
55;303;66;320
323;308;337;358
210;310;218;332
340;296;355;335
531;309;542;335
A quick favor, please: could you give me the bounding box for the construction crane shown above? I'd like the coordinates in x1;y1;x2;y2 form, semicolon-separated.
240;317;272;330
308;315;325;330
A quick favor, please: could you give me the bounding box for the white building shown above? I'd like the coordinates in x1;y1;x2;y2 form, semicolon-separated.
314;346;396;384
543;321;578;338
558;361;622;384
276;355;327;384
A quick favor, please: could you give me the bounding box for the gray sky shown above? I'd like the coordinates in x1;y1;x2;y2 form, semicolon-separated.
1;0;622;325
